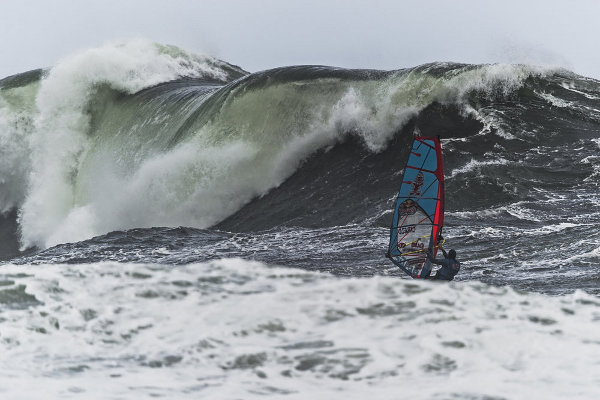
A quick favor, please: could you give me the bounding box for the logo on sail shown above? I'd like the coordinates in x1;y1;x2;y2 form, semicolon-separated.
409;171;425;196
398;199;417;216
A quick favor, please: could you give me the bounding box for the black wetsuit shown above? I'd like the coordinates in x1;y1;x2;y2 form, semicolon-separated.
426;249;461;281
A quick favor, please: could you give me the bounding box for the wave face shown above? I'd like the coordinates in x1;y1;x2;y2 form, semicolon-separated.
1;41;600;259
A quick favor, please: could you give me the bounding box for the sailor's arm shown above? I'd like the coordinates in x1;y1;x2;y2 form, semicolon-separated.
426;250;443;265
440;247;448;258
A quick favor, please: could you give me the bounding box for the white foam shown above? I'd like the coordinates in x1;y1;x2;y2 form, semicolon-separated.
581;140;600;182
565;243;600;262
0;79;39;214
449;198;568;223
560;82;600;100
17;39;235;248
440;63;544;100
0;259;598;399
448;156;510;179
536;90;575;108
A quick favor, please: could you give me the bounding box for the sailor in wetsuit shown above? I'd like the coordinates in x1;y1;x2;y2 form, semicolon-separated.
425;247;461;281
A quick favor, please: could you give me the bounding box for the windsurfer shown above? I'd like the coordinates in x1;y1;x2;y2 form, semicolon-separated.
425;247;461;281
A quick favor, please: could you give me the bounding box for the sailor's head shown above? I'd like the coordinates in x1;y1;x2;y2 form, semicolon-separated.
448;249;457;259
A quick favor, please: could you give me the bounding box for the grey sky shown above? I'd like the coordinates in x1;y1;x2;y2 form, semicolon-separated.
1;0;599;79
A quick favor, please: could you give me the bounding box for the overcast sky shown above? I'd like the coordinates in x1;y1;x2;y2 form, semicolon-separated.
2;0;600;79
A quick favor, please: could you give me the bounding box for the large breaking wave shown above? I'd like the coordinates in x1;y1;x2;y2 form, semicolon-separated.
1;39;599;255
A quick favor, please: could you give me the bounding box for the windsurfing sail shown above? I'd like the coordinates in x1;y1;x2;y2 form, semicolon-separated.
387;136;445;279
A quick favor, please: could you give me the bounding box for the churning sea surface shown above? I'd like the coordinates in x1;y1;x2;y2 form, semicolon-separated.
1;39;599;399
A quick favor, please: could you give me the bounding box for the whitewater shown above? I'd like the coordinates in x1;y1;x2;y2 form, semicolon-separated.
1;39;599;399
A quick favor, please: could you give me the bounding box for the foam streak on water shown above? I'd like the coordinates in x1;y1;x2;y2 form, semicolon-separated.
0;259;599;399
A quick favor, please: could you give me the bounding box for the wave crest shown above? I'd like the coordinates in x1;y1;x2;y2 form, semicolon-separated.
1;41;597;251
